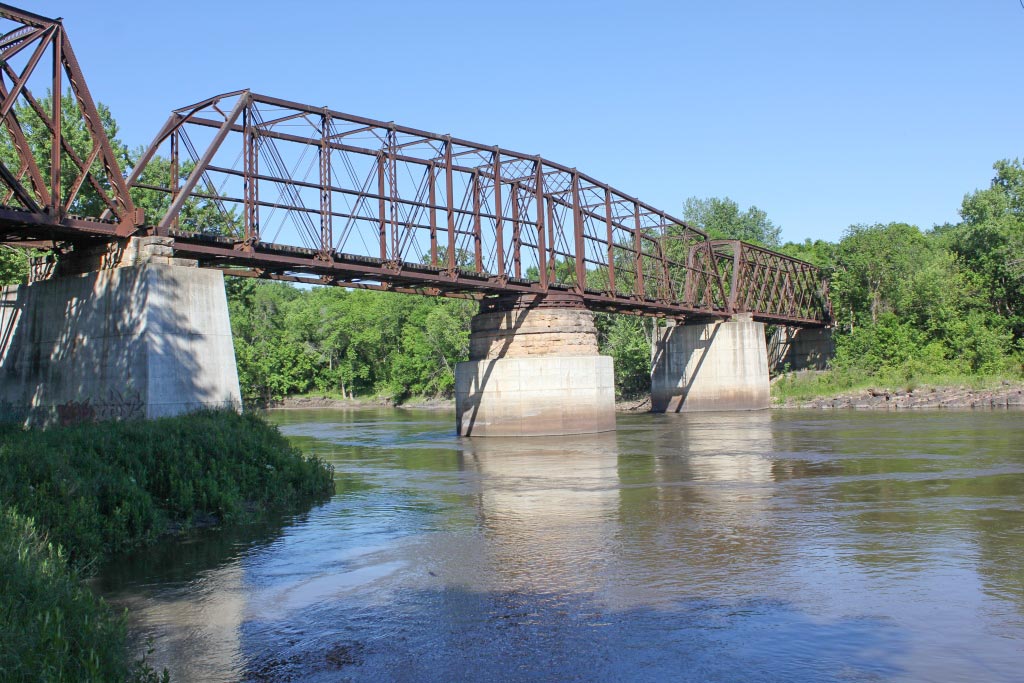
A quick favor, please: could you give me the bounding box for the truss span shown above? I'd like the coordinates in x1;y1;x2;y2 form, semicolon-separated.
126;91;831;325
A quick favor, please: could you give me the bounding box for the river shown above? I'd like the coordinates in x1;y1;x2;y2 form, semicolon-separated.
95;409;1024;682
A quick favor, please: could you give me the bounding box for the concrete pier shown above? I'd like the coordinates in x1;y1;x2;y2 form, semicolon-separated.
454;294;615;437
0;238;241;426
767;325;834;374
650;315;770;412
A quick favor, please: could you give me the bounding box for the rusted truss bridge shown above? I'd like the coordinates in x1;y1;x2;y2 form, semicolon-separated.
0;4;831;326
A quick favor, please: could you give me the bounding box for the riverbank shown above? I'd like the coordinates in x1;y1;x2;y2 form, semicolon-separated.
0;410;335;682
267;378;1024;415
775;381;1024;409
270;393;657;414
771;371;1024;410
267;394;454;411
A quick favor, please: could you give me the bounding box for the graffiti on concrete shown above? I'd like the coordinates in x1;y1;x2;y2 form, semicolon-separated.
56;389;145;426
57;399;95;426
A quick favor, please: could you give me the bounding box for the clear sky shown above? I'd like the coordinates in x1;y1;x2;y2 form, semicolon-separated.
33;0;1024;243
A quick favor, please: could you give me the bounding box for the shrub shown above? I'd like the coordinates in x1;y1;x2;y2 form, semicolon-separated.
0;410;334;567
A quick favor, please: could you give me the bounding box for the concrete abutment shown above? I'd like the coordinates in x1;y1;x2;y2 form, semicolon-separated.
455;294;616;437
0;237;241;426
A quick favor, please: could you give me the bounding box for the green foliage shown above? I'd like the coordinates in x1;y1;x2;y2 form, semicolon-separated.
682;196;782;247
772;161;1024;396
0;90;132;286
125;146;241;236
814;216;1020;385
830;222;933;328
0;410;323;682
949;158;1024;337
0;508;136;682
0;90;232;235
0;410;334;568
0;244;28;285
771;366;1018;404
831;314;951;378
780;238;836;273
0;90;129;217
595;313;653;398
227;282;474;402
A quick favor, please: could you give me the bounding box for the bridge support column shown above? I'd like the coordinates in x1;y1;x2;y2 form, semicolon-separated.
768;325;834;374
454;294;615;437
0;237;241;426
650;314;770;413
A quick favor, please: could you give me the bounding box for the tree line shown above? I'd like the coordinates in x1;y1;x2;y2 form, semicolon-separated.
777;160;1023;387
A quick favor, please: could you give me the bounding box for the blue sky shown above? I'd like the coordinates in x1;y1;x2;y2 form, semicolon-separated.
35;0;1024;243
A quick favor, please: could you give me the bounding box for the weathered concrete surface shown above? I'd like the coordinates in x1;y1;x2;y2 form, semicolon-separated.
768;325;834;374
0;259;240;425
455;304;615;436
455;355;615;436
651;318;770;412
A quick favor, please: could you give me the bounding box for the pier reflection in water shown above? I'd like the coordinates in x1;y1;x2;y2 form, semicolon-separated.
96;409;1024;682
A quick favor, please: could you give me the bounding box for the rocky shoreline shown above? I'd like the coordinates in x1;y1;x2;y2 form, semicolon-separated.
778;383;1024;410
267;383;1024;413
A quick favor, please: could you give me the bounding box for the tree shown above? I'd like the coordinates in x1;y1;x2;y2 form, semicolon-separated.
595;313;654;398
0;90;235;237
831;223;932;329
951;158;1024;337
780;238;836;274
682;196;782;247
126;146;242;237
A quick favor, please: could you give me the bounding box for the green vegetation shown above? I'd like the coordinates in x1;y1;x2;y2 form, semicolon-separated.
0;411;334;681
0;410;334;567
771;367;1017;404
227;278;475;403
0;89;235;290
0;508;164;683
767;160;1024;399
683;196;782;247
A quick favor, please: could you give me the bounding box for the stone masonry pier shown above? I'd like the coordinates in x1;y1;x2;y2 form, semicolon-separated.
455;293;615;437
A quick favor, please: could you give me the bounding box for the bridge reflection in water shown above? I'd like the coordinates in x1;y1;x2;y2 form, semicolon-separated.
456;414;777;603
95;410;810;682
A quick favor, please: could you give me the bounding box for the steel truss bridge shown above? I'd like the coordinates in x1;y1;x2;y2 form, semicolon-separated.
0;4;831;326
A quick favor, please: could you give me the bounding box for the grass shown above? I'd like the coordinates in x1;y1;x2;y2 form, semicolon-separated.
0;508;165;683
772;367;1023;404
0;409;335;681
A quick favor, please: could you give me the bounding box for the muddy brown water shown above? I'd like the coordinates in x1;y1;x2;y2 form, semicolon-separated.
95;409;1024;682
